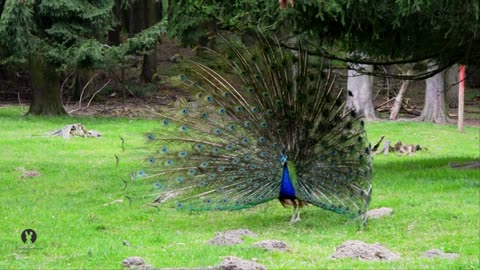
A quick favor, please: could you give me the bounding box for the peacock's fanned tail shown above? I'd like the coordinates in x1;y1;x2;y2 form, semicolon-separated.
127;34;372;218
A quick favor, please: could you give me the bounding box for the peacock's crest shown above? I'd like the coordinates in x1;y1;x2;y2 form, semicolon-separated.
125;33;372;222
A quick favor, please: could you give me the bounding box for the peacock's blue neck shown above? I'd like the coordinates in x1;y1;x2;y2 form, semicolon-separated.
279;164;296;199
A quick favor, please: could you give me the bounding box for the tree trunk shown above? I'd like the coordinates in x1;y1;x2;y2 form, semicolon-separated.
108;0;122;46
128;0;145;37
445;64;459;108
389;71;412;120
128;6;135;37
417;66;450;123
142;47;157;82
141;0;160;82
466;65;480;87
28;55;67;115
347;64;376;120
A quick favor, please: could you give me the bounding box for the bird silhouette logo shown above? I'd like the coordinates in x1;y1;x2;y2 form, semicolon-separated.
21;229;37;244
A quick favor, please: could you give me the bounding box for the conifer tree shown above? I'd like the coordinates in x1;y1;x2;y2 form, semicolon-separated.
0;0;164;115
0;0;115;115
169;0;479;75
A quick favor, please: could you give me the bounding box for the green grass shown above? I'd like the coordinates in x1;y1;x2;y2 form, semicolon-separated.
0;105;479;269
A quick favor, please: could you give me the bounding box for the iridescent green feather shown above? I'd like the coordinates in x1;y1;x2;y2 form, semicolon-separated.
125;33;372;218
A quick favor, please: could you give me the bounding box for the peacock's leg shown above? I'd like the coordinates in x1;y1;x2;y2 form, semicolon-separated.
289;199;298;223
293;208;300;223
293;200;305;222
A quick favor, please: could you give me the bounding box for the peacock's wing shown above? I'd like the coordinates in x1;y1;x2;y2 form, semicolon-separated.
293;118;373;218
215;33;373;218
261;39;372;218
127;48;286;210
228;34;372;218
127;33;373;215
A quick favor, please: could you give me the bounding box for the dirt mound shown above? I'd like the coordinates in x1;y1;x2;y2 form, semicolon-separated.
122;256;153;269
331;240;400;261
208;229;257;246
252;240;288;251
219;256;266;270
17;167;41;178
422;249;459;259
366;207;393;219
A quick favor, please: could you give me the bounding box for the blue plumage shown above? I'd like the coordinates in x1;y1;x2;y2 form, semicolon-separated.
279;155;295;200
279;164;296;200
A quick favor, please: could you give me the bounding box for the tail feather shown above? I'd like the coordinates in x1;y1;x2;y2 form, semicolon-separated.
125;33;372;219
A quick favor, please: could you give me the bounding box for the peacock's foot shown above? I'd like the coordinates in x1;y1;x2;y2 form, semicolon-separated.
289;217;301;223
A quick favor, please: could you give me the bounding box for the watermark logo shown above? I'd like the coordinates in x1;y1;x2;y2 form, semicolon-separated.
21;229;37;244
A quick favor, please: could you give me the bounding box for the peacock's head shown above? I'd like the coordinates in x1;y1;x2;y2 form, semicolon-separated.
281;154;288;167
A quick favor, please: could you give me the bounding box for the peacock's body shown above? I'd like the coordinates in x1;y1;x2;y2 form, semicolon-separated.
127;35;372;223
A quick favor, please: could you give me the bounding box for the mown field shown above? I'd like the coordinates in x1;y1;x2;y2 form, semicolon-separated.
0;105;478;269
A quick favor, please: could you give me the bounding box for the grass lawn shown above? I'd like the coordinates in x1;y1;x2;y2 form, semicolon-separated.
0;105;478;269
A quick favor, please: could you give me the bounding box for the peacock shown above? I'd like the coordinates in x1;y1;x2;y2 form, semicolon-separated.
125;34;372;223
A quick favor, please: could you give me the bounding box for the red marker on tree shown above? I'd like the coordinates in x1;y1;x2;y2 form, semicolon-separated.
458;65;465;132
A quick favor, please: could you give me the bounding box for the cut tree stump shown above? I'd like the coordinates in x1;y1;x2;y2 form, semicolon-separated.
46;123;102;139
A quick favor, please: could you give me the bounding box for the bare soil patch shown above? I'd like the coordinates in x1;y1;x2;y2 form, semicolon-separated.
331;240;400;261
219;256;266;270
252;240;288;251
122;256;153;270
366;207;393;219
422;249;459;259
208;229;258;246
17;167;41;178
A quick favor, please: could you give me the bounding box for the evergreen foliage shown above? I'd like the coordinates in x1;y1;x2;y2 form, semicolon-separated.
168;0;281;46
0;0;166;115
0;0;114;66
291;0;480;67
167;0;480;72
0;0;166;70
